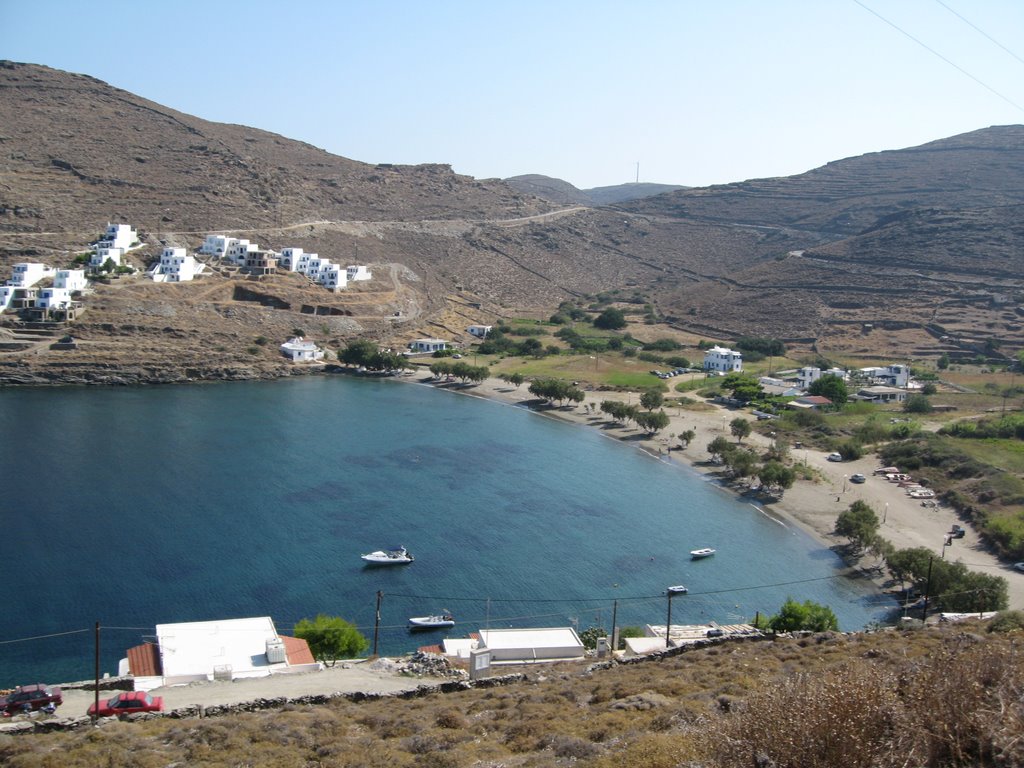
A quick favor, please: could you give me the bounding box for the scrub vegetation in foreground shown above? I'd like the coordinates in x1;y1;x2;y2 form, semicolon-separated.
2;621;1021;767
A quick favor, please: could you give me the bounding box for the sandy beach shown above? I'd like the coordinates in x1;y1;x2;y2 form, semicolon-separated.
417;372;1024;610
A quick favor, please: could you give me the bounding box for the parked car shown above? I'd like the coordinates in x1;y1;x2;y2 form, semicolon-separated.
950;524;966;539
0;684;62;714
849;473;866;484
1014;562;1024;573
827;452;843;462
87;691;164;718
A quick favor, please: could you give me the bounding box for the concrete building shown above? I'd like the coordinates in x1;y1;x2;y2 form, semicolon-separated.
226;239;258;265
467;325;492;338
8;262;55;288
98;222;137;251
150;247;204;282
54;269;88;292
36;287;72;309
243;248;278;276
0;285;13;311
859;364;910;388
278;247;311;272
91;246;124;269
703;345;743;373
119;616;319;692
476;628;585;664
410;338;449;353
346;265;371;281
280;337;325;362
199;235;237;258
855;386;908;404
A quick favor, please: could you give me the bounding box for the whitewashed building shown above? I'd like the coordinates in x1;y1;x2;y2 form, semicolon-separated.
796;366;848;390
0;285;13;311
278;247;313;272
119;616;319;692
54;269;88;292
860;364;910;388
703;345;743;373
346;265;371;281
320;263;346;291
36;287;72;309
410;338;449;353
280;337;325;362
8;262;56;288
99;222;137;251
150;247;203;282
91;246;124;269
467;325;492;338
476;628;585;664
199;234;236;258
226;239;258;265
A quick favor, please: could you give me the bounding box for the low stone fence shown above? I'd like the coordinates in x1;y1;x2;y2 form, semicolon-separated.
0;673;527;735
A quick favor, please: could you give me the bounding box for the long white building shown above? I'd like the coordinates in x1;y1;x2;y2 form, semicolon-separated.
8;262;56;288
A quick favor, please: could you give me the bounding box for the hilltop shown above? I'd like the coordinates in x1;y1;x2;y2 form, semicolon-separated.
0;62;1023;384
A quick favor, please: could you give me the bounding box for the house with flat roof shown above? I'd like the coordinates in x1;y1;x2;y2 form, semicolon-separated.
98;222;137;251
280;336;325;362
346;265;371;281
199;234;237;258
410;338;449;353
119;616;319;692
703;345;743;373
467;325;492;338
91;245;124;269
8;262;55;288
477;627;585;664
54;269;87;292
150;247;204;282
859;364;910;388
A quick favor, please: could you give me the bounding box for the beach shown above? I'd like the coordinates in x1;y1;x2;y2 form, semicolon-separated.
422;373;1024;610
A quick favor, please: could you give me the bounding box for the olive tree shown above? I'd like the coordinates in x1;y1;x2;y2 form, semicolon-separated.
294;614;368;666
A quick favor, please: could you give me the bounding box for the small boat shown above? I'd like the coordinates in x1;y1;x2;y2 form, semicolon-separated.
908;488;936;499
666;585;688;594
361;546;414;565
408;614;455;630
690;548;716;559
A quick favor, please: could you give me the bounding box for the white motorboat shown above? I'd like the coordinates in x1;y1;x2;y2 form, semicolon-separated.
408;614;455;630
666;585;688;594
361;546;414;565
690;548;716;559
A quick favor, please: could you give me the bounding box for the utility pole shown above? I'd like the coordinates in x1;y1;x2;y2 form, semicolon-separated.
93;621;100;722
372;591;382;656
665;592;672;649
610;599;618;656
922;557;934;623
635;162;639;184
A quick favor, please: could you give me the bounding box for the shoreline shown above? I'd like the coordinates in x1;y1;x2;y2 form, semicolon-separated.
406;372;1024;611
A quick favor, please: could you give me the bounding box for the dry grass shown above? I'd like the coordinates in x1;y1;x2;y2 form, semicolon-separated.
1;624;1021;767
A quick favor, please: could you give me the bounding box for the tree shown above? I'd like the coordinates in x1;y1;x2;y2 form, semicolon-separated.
707;436;734;462
678;429;696;448
834;500;880;553
578;626;607;650
767;598;839;632
502;372;525;388
758;461;796;496
921;382;937;396
294;614;368;666
640;389;664;411
340;340;380;367
635;409;670;434
904;394;933;414
730;417;752;443
593;307;627;330
937;352;950;370
808;374;847;405
725;447;760;481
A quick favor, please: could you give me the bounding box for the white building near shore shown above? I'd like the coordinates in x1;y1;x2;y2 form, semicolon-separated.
703;345;743;373
280;336;325;362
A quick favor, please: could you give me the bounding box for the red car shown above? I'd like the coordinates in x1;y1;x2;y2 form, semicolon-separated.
1;684;62;715
88;691;164;717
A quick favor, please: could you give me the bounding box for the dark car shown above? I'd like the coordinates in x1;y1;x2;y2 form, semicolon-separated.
0;684;63;714
950;525;966;539
88;690;164;718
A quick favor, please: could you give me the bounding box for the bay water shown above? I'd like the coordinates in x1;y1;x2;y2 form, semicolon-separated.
0;376;889;686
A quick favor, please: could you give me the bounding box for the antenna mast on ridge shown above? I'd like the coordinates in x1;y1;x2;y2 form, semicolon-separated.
635;162;639;184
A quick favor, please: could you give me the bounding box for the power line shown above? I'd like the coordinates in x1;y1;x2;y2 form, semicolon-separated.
0;628;90;645
853;0;1024;114
934;0;1024;68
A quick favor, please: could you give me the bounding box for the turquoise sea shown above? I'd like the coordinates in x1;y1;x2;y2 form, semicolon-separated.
0;376;890;686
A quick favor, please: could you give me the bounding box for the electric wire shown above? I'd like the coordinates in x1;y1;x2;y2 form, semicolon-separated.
0;628;91;645
934;0;1024;68
853;0;1024;114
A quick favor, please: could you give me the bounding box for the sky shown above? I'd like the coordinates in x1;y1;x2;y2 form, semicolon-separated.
2;0;1023;190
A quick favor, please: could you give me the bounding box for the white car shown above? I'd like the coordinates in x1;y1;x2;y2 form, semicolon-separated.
1014;562;1024;573
827;452;843;462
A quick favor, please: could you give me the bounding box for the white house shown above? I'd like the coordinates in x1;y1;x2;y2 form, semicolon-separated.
476;627;585;664
280;336;325;362
150;247;203;282
54;269;87;292
99;222;137;251
199;234;236;258
0;286;13;311
8;262;55;288
119;616;319;692
226;239;258;265
346;265;371;281
319;263;347;291
467;325;492;338
796;366;848;390
703;345;743;373
410;338;449;353
91;246;124;269
36;287;72;309
860;364;910;388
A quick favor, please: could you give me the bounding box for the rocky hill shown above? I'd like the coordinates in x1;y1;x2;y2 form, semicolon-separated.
1;61;1023;384
503;175;686;206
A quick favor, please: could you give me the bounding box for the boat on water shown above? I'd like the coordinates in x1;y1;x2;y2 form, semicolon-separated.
361;546;414;565
690;548;716;559
408;614;455;630
666;585;688;594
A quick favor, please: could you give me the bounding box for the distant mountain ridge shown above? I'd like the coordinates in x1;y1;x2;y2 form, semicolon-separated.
0;60;1022;385
503;174;686;206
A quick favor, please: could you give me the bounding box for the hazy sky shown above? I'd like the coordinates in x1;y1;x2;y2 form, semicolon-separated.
2;1;1022;189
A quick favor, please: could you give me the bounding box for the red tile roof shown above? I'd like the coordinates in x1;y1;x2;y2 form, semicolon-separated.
417;644;443;654
125;642;162;677
281;634;315;665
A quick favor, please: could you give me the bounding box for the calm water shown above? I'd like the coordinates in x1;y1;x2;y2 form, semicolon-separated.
0;376;889;686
